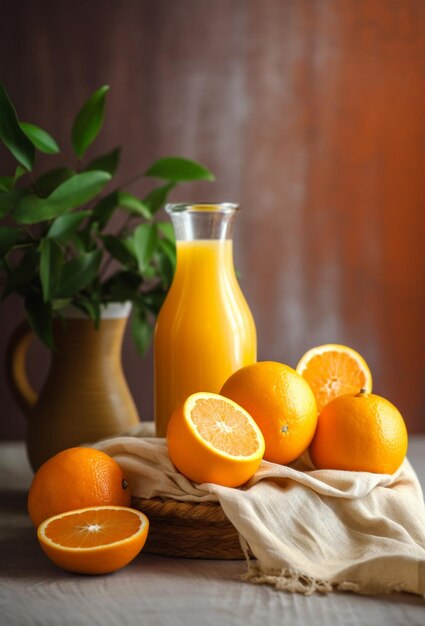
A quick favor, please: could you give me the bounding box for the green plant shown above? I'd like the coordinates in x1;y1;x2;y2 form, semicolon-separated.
0;84;214;353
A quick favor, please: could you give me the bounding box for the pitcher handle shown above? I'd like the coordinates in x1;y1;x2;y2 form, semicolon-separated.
6;321;38;417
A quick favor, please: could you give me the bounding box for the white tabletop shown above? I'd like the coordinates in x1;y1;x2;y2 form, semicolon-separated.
1;438;425;626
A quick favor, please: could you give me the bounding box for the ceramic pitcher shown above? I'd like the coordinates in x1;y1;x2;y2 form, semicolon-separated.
6;302;140;471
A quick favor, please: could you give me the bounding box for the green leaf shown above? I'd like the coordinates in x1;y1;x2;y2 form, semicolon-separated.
57;249;102;297
43;170;110;211
39;238;63;301
101;270;142;302
47;211;91;242
14;171;111;224
12;194;40;223
0;226;20;257
157;221;175;243
19;122;60;154
158;237;176;266
0;188;26;218
144;157;214;182
0;165;26;192
133;223;157;272
90;191;119;230
117;191;151;219
51;298;71;311
101;235;136;267
0;176;13;192
139;266;157;279
72;298;101;328
143;182;175;215
1;249;38;300
91;191;150;230
0;83;35;171
85;147;120;175
14;165;27;185
73;225;97;253
72;233;88;254
143;285;167;315
131;307;153;356
156;248;174;289
36;167;75;196
25;294;54;349
71;85;110;159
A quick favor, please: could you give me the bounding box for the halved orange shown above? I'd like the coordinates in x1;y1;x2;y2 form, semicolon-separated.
296;344;372;413
37;506;149;575
166;392;265;487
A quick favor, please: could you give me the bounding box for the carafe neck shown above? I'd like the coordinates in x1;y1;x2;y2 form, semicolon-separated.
166;203;239;241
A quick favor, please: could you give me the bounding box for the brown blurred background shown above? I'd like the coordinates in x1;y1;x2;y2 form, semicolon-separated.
1;0;424;439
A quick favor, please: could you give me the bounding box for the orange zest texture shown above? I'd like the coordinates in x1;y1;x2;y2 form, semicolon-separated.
221;361;318;465
309;390;408;474
296;344;372;413
37;506;149;575
166;392;265;487
28;447;131;528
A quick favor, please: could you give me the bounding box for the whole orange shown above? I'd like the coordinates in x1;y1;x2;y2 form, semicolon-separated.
309;390;408;473
220;361;318;465
28;447;131;528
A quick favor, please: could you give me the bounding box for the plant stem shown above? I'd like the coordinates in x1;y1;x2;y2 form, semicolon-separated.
119;170;146;190
22;225;36;241
117;212;135;236
98;211;139;281
28;171;41;196
11;242;35;250
99;251;114;280
1;256;12;276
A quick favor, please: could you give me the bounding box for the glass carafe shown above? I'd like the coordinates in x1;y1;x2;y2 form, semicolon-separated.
154;203;257;436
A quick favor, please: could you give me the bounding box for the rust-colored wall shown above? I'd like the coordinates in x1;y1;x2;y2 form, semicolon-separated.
1;0;424;438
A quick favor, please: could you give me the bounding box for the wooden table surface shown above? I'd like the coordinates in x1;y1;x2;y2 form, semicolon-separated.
1;438;424;626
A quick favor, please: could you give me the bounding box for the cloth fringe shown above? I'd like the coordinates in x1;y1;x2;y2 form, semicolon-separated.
241;562;425;598
241;562;335;595
238;535;335;596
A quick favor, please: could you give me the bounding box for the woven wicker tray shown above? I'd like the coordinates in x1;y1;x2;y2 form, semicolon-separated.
132;497;245;560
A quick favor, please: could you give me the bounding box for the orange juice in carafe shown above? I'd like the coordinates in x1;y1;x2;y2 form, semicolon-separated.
154;203;256;436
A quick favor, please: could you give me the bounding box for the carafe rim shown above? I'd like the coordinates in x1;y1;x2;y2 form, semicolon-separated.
165;202;239;214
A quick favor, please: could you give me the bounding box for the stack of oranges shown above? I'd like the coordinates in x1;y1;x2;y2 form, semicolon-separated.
167;344;408;486
28;343;408;576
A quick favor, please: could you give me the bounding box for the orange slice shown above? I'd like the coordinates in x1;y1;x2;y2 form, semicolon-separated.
296;344;372;413
166;392;265;487
37;506;149;575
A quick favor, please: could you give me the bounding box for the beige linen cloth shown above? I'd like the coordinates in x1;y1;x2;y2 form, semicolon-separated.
93;425;425;597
